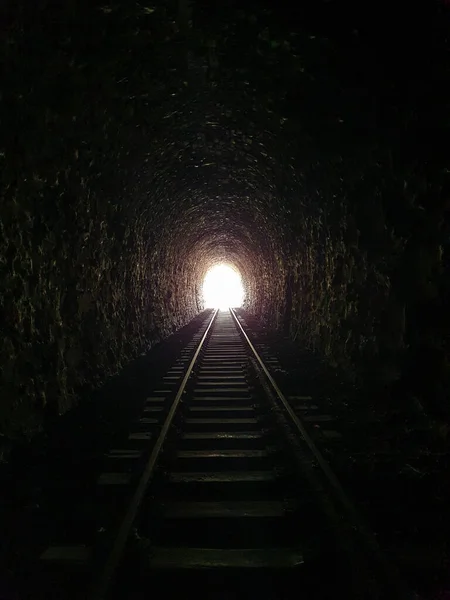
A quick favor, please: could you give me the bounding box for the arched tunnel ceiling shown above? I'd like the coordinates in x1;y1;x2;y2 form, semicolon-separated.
1;0;449;439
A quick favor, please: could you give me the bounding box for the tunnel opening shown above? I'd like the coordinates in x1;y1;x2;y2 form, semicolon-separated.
202;263;245;310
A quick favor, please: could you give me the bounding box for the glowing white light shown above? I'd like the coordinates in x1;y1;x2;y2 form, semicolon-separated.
202;264;245;310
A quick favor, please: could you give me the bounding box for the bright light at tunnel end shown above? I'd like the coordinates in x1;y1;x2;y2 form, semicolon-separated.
202;264;245;310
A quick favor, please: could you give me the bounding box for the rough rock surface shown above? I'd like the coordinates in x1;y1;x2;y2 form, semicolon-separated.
1;0;449;446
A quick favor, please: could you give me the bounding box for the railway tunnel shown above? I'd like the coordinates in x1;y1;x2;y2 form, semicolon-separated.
2;0;448;442
1;0;450;596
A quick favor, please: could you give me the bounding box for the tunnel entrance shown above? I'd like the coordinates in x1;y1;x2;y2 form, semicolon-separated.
202;264;245;310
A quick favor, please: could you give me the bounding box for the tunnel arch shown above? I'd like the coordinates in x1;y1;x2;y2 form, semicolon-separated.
1;0;449;443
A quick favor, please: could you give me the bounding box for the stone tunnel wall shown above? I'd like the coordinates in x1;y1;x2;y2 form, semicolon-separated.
1;0;449;447
277;0;450;418
0;0;289;441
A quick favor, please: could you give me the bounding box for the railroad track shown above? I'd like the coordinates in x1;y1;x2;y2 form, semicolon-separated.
238;312;450;597
36;309;416;600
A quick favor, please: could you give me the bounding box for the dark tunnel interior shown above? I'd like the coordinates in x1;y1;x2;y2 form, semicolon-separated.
1;0;450;465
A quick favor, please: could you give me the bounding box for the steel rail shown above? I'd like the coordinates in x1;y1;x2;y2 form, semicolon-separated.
89;308;219;600
230;307;416;600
